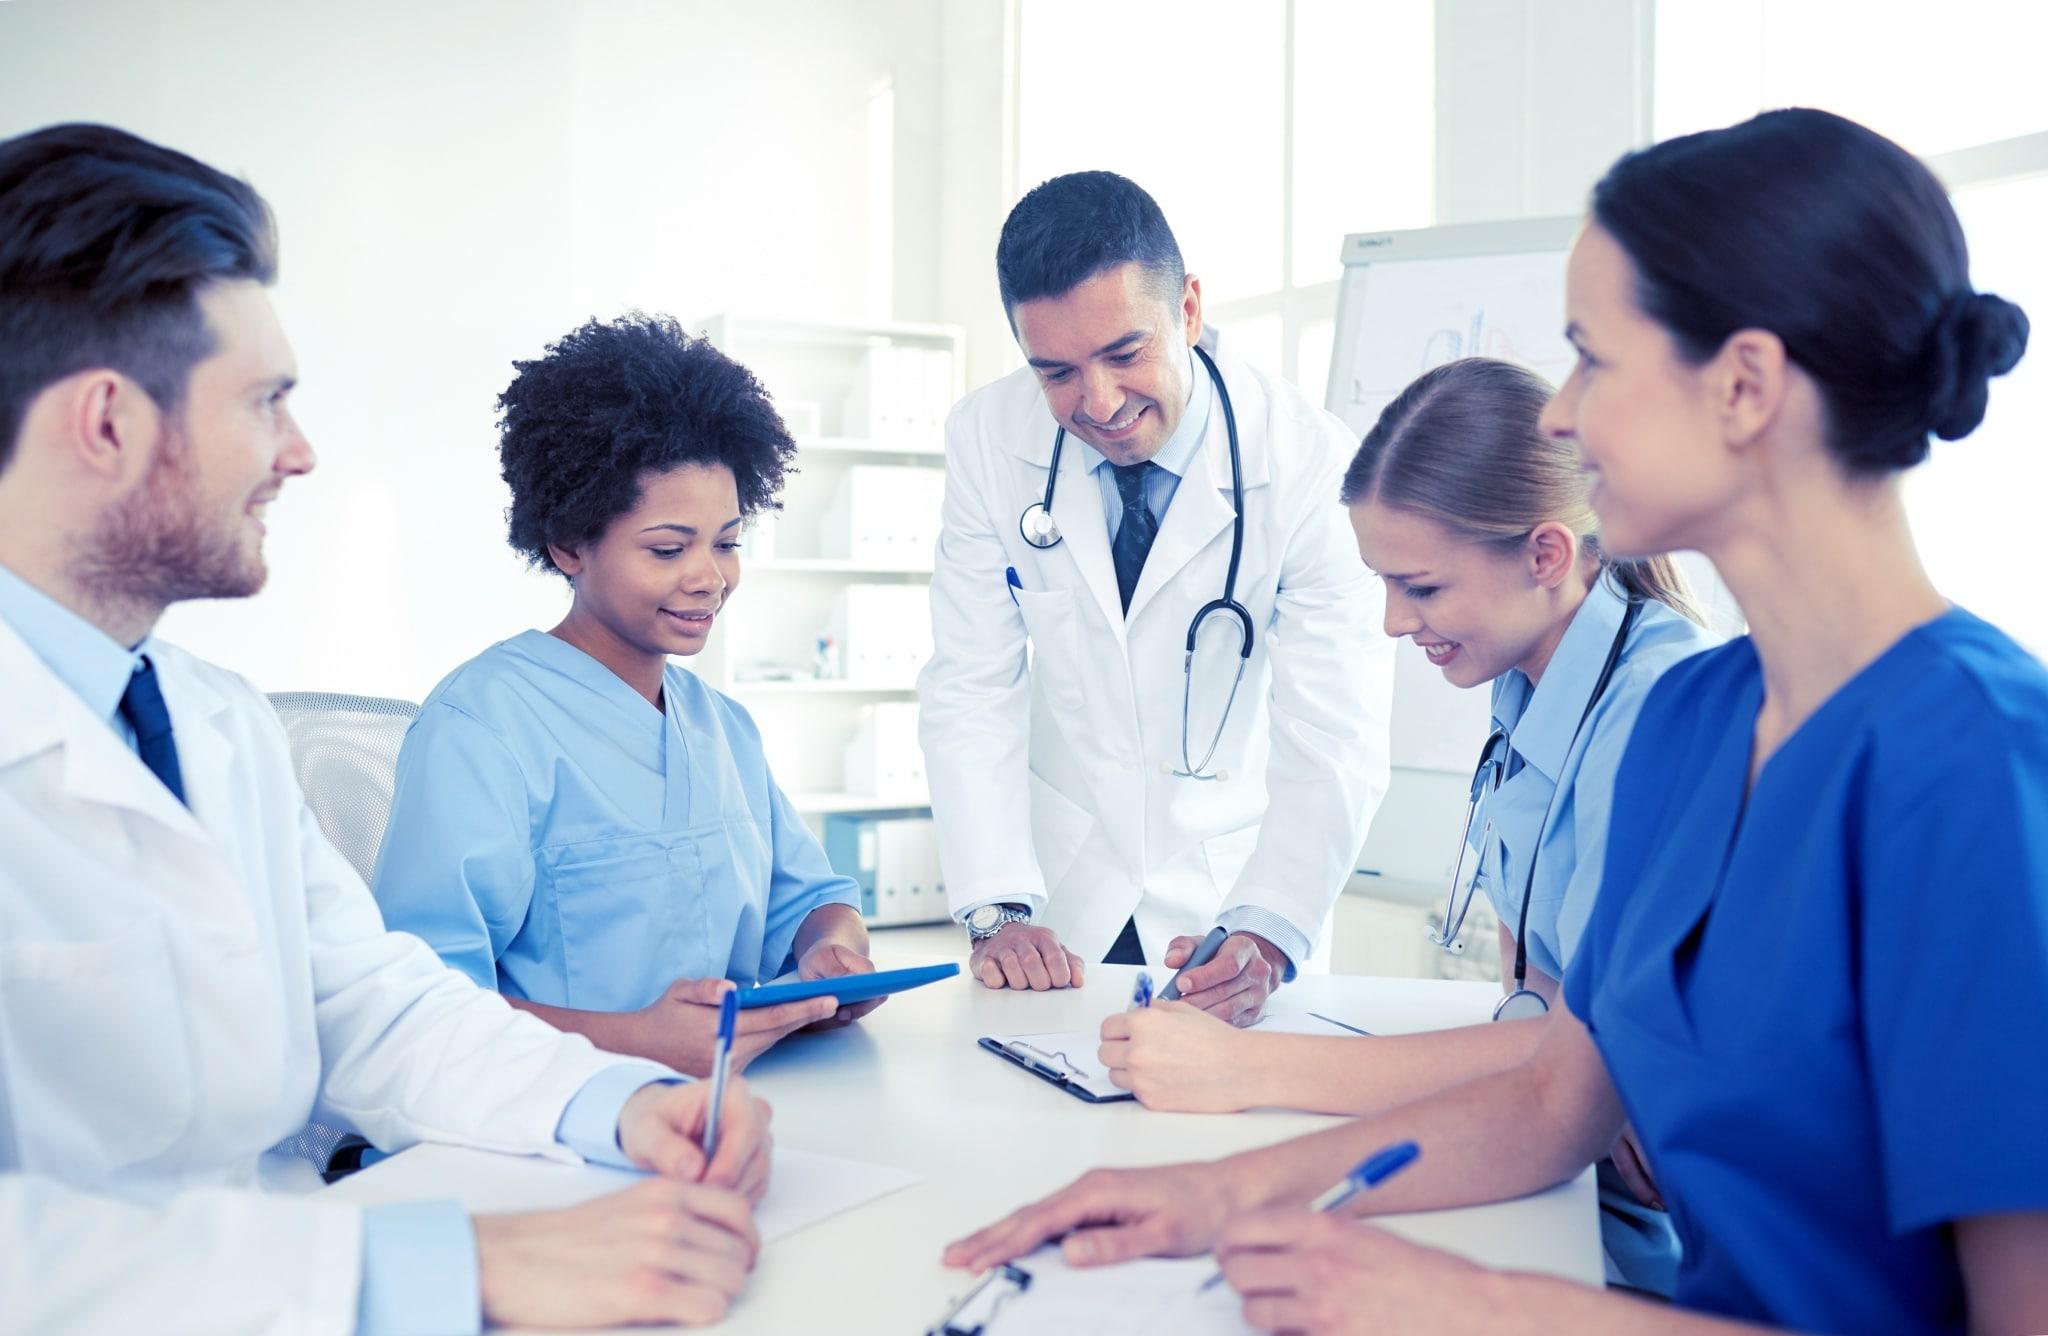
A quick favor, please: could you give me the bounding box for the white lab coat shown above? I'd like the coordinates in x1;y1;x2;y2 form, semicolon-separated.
919;343;1394;964
0;615;662;1335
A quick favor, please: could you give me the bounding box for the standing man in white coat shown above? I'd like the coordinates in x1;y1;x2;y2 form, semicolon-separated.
0;125;823;1334
920;172;1393;1022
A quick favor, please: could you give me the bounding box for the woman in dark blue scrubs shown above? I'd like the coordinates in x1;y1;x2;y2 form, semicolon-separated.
944;108;2046;1334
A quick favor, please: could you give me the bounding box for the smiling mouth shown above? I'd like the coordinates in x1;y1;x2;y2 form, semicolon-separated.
1420;641;1461;666
663;608;717;630
1083;406;1146;437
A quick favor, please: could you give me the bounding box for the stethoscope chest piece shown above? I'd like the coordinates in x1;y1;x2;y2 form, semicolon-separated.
1019;502;1062;549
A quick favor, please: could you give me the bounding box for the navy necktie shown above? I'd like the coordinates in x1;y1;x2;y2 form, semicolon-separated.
1110;462;1158;615
118;655;187;806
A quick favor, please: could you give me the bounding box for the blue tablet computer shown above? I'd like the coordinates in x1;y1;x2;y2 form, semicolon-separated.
733;961;960;1009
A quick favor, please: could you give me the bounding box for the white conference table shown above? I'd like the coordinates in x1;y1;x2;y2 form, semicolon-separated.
329;956;1599;1333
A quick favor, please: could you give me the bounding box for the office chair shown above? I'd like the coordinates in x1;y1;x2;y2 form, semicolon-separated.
264;691;420;1181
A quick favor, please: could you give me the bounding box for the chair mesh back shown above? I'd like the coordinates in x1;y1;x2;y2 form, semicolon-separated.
264;691;420;1174
266;691;420;884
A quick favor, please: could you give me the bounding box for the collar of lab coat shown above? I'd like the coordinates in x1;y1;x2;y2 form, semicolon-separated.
0;608;232;842
1009;338;1278;629
1006;333;1276;492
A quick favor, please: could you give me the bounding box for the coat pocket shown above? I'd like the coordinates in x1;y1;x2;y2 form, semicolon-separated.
0;919;195;1176
1013;586;1087;714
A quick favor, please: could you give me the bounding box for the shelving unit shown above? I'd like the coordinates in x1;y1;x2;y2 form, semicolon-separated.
695;316;961;913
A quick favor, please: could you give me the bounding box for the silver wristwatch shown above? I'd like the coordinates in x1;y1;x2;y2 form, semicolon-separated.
964;902;1032;942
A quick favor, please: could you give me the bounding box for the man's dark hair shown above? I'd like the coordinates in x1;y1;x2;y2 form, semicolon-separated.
0;123;278;472
498;312;798;578
995;171;1185;321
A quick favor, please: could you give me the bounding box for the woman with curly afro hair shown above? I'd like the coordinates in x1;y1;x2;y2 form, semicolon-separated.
373;313;884;1078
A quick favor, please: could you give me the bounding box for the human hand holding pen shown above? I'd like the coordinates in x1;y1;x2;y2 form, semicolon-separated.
1200;1141;1418;1291
1161;927;1286;1026
616;1012;776;1206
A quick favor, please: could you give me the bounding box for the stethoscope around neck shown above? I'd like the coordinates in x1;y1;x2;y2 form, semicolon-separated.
1432;592;1644;1022
1018;344;1251;782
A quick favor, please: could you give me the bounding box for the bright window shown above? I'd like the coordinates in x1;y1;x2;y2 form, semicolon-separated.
1655;0;2048;653
1017;1;1286;301
1907;172;2048;656
1015;0;1435;389
1654;0;2048;154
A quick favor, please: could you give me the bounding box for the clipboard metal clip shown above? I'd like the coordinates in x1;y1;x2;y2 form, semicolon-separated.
927;1261;1033;1335
1007;1041;1085;1083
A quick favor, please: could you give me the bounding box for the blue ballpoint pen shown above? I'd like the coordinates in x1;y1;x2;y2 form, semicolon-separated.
1006;566;1023;606
702;990;738;1162
1197;1141;1421;1292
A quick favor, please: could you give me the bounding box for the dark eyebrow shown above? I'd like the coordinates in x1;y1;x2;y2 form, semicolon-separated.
1025;329;1148;371
639;517;743;537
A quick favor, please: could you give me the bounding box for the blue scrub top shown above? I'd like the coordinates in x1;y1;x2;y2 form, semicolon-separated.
1474;574;1716;984
372;630;861;1011
1567;608;2048;1333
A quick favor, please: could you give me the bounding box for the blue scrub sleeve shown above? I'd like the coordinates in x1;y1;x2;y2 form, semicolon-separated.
758;772;863;978
1860;682;2048;1234
371;703;535;990
357;1199;479;1335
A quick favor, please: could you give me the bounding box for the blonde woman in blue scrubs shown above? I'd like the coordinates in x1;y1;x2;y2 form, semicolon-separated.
374;315;878;1077
1092;356;1715;1295
946;109;2047;1334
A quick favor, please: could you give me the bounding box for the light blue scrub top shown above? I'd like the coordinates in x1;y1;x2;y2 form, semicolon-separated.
1467;573;1713;1296
1567;609;2048;1332
372;630;861;1011
1472;573;1716;983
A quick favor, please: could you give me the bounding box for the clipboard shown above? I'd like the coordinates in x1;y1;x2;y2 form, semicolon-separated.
978;1010;1369;1105
926;1262;1034;1335
928;1249;1249;1334
975;1036;1133;1104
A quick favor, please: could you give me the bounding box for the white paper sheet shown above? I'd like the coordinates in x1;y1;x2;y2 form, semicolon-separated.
983;1008;1368;1101
323;1142;918;1243
938;1247;1250;1335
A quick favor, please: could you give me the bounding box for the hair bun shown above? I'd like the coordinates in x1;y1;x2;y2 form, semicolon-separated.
1926;291;2031;441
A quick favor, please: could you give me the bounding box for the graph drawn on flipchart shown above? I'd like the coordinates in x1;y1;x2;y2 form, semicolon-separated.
1332;249;1575;441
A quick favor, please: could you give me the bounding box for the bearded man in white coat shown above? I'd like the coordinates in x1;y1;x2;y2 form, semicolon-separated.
0;125;828;1334
919;172;1394;1022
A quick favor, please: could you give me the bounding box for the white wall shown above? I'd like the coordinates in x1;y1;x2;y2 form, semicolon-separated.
0;0;988;700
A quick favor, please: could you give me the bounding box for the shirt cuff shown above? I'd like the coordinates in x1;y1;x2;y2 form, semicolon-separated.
357;1199;479;1336
953;893;1047;925
1217;906;1308;983
554;1063;687;1169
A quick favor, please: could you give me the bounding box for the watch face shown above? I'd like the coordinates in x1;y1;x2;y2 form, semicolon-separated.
967;905;1001;932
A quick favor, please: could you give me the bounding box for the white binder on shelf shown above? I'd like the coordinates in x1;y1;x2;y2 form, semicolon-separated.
843;700;928;798
818;464;945;567
826;583;932;688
